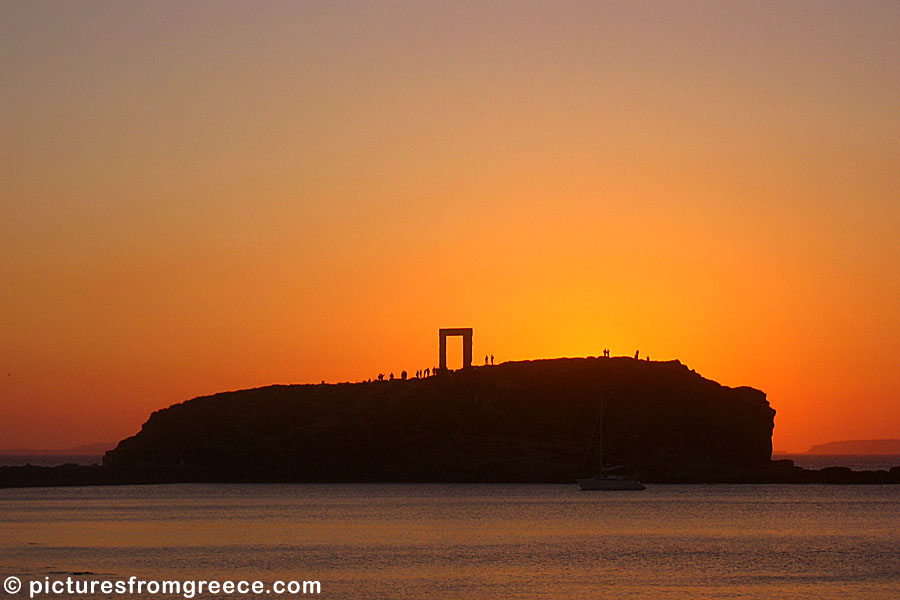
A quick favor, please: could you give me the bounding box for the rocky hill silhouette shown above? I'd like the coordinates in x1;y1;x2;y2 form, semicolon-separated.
101;357;775;482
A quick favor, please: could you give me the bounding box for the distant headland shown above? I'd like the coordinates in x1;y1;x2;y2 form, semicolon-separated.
805;439;900;455
0;442;115;456
3;356;899;487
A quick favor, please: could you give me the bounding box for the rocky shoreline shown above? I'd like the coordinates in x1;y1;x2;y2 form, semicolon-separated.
3;460;900;488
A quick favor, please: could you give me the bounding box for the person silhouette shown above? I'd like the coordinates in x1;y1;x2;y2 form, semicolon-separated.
485;354;489;365
378;373;384;381
425;368;430;377
634;350;639;360
490;354;494;365
389;372;394;380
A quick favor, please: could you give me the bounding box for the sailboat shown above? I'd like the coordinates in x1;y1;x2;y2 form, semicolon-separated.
576;394;646;491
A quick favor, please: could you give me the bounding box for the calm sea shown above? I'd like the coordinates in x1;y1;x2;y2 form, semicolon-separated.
2;484;898;600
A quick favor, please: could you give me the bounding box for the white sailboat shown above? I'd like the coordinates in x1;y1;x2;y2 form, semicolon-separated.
577;394;646;491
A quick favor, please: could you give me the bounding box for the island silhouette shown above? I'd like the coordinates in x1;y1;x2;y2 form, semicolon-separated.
805;439;900;455
3;354;899;487
102;356;775;483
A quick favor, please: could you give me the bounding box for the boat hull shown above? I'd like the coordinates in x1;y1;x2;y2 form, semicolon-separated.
577;477;646;491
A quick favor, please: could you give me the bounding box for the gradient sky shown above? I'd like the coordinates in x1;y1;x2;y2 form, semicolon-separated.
2;1;899;452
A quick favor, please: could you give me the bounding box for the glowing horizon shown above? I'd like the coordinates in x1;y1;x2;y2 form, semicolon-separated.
2;1;899;454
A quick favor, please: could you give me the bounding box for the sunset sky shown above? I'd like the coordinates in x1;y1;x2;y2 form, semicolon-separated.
2;1;898;452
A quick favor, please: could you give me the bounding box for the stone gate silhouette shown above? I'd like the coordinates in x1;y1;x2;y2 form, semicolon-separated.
438;328;473;371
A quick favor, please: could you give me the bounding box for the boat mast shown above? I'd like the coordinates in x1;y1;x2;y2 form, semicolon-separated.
599;393;603;470
580;393;604;471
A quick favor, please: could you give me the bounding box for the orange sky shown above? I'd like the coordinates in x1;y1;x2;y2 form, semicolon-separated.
2;2;899;452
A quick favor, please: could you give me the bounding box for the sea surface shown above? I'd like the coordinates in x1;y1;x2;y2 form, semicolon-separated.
2;484;899;600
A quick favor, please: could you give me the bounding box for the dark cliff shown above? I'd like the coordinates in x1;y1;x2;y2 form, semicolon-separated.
102;357;775;482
